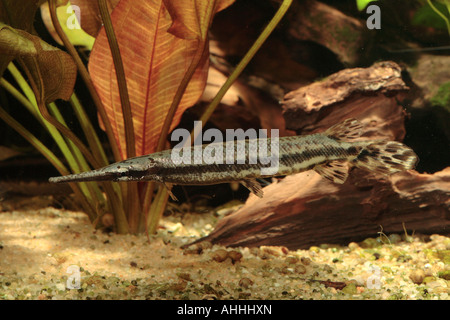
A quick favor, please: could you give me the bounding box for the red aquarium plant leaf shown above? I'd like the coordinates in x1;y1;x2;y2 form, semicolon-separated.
88;0;234;159
163;0;235;40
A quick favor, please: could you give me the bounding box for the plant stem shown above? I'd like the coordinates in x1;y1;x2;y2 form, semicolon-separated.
3;67;97;199
427;0;450;35
146;185;170;235
97;0;136;158
198;0;293;134
2;68;103;213
0;105;95;218
98;0;141;233
18;57;99;169
69;93;109;166
48;0;121;163
48;101;106;213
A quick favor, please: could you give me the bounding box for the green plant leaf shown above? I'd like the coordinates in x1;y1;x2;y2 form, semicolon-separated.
413;1;449;29
40;1;96;50
356;0;378;11
424;0;450;35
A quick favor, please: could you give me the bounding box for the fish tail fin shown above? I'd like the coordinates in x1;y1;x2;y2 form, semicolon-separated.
352;141;418;176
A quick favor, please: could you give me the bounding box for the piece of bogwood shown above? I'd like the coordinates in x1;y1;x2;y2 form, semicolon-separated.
282;61;409;141
195;168;450;250
287;0;366;65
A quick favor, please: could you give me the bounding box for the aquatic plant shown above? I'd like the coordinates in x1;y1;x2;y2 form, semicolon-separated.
414;0;450;36
356;0;378;11
426;0;450;35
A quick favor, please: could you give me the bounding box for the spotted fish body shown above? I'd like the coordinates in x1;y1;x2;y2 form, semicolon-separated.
49;119;418;198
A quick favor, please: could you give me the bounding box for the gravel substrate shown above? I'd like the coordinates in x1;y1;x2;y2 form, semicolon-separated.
0;198;449;300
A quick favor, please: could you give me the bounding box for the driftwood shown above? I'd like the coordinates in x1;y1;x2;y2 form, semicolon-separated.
282;61;409;141
288;0;367;65
193;61;450;250
196;168;450;250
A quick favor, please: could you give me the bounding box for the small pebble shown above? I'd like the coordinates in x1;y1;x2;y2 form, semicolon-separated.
388;233;402;244
359;238;381;249
101;213;114;228
183;243;203;255
212;249;228;262
177;273;192;282
228;250;242;263
341;282;357;295
285;256;299;264
409;269;425;284
324;264;333;274
199;241;212;250
300;257;311;265
423;263;433;276
281;266;294;274
239;277;253;289
295;265;307;274
437;270;450;280
260;246;288;257
309;246;320;253
402;234;414;243
348;242;359;250
423;276;436;284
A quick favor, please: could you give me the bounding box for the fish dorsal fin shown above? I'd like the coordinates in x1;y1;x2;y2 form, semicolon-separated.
241;179;264;198
324;118;363;141
314;160;349;184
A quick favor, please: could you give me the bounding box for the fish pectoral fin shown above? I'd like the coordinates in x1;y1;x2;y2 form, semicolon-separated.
324;118;363;141
163;182;178;201
241;179;264;198
314;160;349;184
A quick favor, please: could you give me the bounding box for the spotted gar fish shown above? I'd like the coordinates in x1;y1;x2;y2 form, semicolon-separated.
49;119;418;198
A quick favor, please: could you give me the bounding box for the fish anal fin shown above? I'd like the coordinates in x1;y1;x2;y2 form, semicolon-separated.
314;160;349;184
325;118;363;142
241;179;264;198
